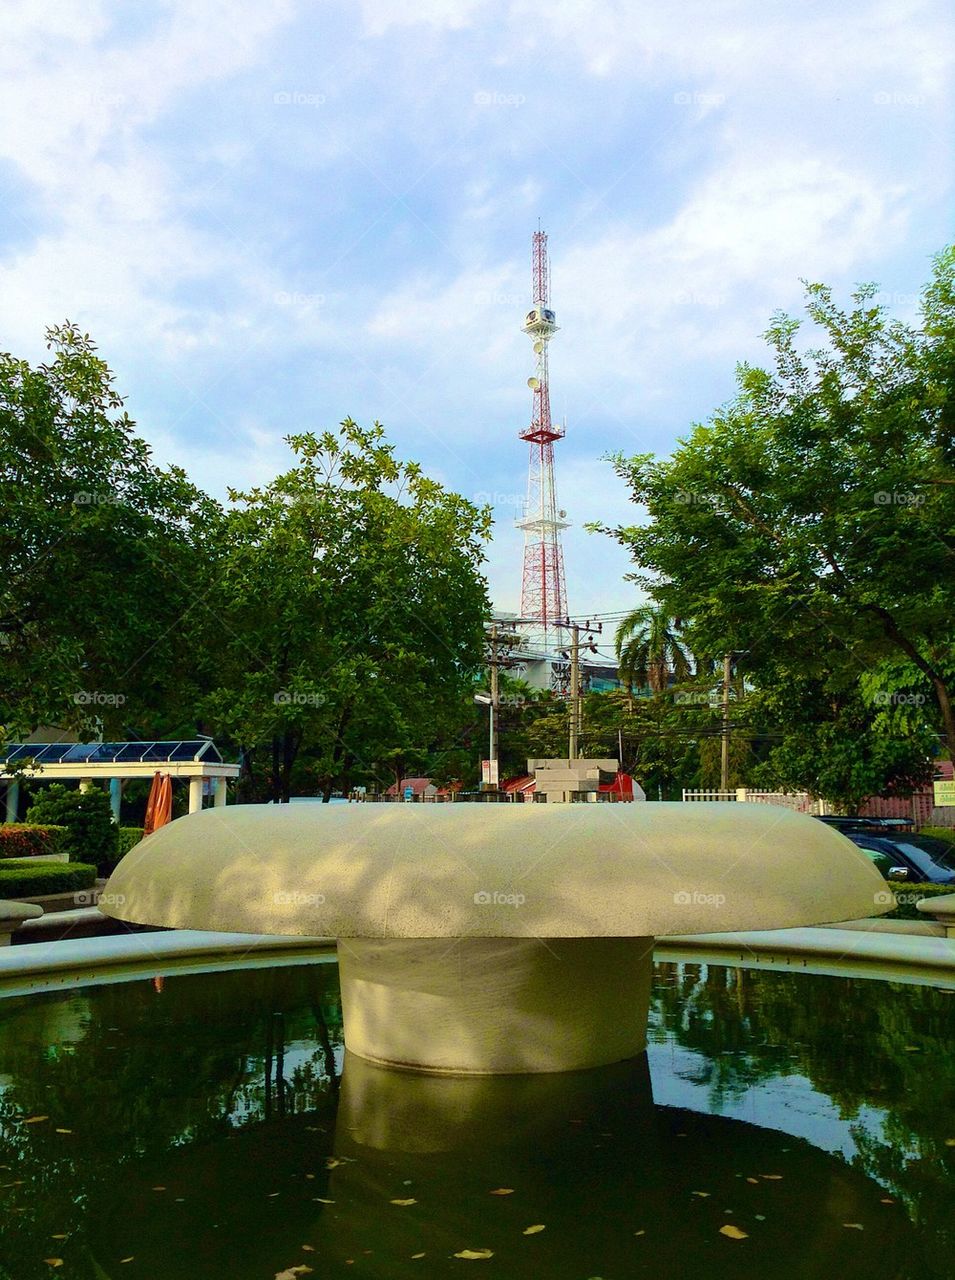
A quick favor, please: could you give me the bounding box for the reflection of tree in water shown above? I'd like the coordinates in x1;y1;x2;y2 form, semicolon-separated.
651;961;955;1272
0;965;341;1280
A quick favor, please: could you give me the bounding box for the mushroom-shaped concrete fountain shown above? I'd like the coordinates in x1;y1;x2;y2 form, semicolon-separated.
102;804;889;1074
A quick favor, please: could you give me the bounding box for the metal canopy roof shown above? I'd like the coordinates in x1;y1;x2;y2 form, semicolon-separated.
2;740;224;766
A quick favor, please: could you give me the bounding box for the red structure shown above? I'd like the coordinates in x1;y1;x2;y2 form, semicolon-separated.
517;230;569;650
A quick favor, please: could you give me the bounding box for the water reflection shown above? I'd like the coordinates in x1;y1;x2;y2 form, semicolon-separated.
0;960;949;1278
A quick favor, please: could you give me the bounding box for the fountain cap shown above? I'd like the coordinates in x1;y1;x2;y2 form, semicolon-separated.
102;803;891;938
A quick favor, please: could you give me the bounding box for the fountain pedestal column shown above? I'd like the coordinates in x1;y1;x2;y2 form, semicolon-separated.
337;936;655;1075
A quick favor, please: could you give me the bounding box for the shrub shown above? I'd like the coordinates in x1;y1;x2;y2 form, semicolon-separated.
26;785;115;868
102;826;145;874
0;860;97;898
884;880;954;921
0;824;69;859
919;827;955;848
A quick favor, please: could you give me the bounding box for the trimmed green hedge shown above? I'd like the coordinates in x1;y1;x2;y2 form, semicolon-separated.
0;860;97;898
116;827;144;858
25;784;115;868
919;827;955;848
884;880;954;921
0;824;69;859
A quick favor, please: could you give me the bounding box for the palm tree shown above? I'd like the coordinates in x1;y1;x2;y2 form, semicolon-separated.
614;605;691;696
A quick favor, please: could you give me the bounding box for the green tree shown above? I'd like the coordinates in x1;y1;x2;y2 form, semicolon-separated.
597;252;955;800
614;604;692;694
25;782;116;869
203;421;491;802
0;323;221;741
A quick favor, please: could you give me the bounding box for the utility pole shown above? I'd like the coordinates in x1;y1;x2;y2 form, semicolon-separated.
720;652;733;791
482;619;523;790
558;618;602;761
569;622;580;759
489;621;500;777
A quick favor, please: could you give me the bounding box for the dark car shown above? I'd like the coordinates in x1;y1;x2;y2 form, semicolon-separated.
817;814;914;834
844;831;955;885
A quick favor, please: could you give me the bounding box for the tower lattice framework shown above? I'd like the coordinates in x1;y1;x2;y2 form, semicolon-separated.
517;229;569;652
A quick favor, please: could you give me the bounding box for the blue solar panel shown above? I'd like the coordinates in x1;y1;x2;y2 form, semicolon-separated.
3;740;230;767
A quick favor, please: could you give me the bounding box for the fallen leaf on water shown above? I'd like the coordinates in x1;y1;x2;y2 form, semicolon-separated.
390;1198;417;1206
120;1259;134;1265
313;1197;335;1204
904;1046;921;1052
25;1116;49;1125
55;1129;72;1135
843;1223;864;1231
746;1178;759;1184
275;1267;313;1280
302;1245;314;1252
305;1174;315;1180
760;1174;783;1181
325;1158;343;1169
523;1225;545;1235
719;1226;748;1240
755;1215;766;1222
268;1192;281;1198
881;1198;895;1204
489;1188;514;1196
151;1187;166;1192
51;1235;67;1241
634;1230;646;1237
691;1191;710;1198
411;1253;426;1260
453;1249;494;1260
43;1262;63;1269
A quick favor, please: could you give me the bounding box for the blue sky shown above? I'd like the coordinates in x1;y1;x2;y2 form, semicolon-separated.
1;0;952;617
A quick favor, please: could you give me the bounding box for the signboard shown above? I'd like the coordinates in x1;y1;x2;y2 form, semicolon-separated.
481;759;499;786
933;780;955;807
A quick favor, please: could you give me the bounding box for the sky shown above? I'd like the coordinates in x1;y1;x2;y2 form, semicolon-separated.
0;0;952;619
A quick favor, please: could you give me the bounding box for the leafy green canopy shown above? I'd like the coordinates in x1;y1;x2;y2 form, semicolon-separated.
0;323;221;740
203;421;492;801
598;249;955;805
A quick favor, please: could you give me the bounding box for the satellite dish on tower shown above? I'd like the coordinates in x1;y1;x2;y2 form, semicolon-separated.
533;341;543;353
527;377;540;390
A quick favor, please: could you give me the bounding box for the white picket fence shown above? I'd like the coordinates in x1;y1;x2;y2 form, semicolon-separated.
682;788;827;815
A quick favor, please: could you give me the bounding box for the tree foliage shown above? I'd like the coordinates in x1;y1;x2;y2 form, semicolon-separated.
597;250;955;801
0;323;220;740
203;420;491;802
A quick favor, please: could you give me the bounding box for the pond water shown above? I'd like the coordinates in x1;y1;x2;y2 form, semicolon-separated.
0;957;952;1279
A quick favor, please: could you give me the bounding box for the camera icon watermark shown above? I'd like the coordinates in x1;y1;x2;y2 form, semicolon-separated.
474;90;526;107
273;90;326;107
673;889;726;907
874;491;925;506
74;690;126;707
474;889;526;907
871;690;926;707
274;690;326;707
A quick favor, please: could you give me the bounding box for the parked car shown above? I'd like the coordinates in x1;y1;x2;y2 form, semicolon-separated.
844;831;955;885
816;814;914;834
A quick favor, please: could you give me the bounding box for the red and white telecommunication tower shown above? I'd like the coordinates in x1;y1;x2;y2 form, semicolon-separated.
517;229;569;651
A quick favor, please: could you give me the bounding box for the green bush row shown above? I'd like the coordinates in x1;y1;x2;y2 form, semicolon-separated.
919;826;955;848
884;880;953;921
0;823;69;858
0;860;97;898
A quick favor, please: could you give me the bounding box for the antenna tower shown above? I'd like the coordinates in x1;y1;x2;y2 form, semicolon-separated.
516;229;569;651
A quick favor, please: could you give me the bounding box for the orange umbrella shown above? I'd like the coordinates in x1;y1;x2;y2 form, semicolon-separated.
144;772;174;835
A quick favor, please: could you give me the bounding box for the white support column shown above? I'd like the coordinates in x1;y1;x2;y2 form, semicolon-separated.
5;779;19;823
214;777;228;808
188;777;204;814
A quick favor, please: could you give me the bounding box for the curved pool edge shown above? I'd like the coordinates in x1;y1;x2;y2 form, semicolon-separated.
0;923;952;1001
0;929;336;999
659;925;955;989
